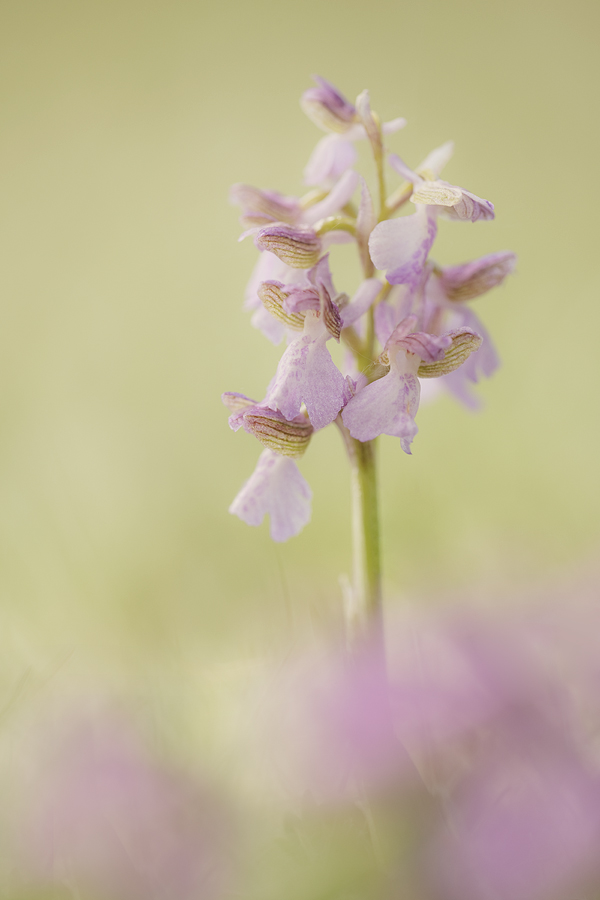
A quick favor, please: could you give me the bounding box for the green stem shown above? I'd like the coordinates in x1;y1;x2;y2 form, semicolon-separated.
348;436;383;636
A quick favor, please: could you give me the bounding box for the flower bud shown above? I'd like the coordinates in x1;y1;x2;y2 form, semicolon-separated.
255;225;322;269
243;408;313;458
417;328;482;378
440;251;517;302
300;76;357;134
258;281;305;332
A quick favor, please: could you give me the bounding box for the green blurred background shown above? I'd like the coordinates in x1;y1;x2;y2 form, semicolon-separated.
1;0;599;708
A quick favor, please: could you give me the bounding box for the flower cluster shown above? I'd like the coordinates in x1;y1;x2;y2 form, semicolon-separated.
225;77;515;540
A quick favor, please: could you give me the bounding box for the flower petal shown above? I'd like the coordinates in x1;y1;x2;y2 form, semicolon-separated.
440;251;517;302
300;76;357;134
303;170;359;224
342;370;420;453
412;180;494;222
369;207;438;287
417;140;454;179
255;224;322;269
229;450;312;541
265;319;349;430
417;328;482;378
341;278;381;328
304;134;357;186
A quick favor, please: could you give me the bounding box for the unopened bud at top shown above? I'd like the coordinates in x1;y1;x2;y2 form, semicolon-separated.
255;224;322;269
439;251;517;302
301;76;357;134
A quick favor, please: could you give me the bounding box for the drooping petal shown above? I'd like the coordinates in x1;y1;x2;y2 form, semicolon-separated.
229;450;312;542
265;315;350;430
369;206;438;287
304;134;357;186
342;370;420;453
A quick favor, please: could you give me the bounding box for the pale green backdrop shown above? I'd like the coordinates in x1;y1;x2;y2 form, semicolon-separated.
1;0;598;697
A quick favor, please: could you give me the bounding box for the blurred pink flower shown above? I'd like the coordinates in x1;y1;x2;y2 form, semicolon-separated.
18;715;232;900
256;605;600;899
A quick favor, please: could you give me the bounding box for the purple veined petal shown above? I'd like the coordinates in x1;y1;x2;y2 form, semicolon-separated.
411;180;495;222
417;140;454;178
342;370;420;453
304;134;357;186
255;223;322;269
265;316;350;430
440;250;517;302
384;314;419;348
340;278;381;328
388;152;421;184
395;329;452;362
283;284;320;315
221;392;257;414
229;449;312;542
229;183;301;227
369;206;438;287
303;169;359;224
